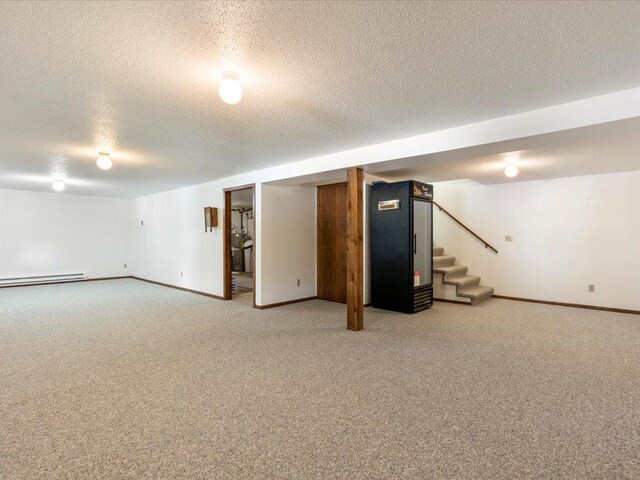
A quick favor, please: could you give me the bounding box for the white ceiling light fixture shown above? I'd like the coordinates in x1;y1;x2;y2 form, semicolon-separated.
504;164;519;178
96;152;112;170
52;179;65;191
219;71;243;105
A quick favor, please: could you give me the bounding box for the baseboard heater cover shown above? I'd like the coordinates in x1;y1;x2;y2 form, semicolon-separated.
0;272;87;287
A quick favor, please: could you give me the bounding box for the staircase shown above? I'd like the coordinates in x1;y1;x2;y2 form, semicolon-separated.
433;247;494;305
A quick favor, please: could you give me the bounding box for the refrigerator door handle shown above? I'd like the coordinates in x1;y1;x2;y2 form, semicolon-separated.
413;233;417;254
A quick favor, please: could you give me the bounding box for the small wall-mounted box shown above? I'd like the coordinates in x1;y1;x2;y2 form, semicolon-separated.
204;207;218;232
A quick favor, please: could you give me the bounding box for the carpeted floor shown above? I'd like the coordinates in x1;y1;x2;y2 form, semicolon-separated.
1;279;639;479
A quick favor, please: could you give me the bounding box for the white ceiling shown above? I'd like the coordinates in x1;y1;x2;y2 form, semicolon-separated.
270;117;640;187
2;1;640;198
367;117;640;185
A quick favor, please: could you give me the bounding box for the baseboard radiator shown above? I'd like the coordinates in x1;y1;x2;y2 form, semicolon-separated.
0;272;87;287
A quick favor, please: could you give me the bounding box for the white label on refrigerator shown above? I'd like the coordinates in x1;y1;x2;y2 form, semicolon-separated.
414;271;420;287
378;200;400;210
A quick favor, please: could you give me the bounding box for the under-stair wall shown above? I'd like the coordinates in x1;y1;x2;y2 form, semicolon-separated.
433;267;471;304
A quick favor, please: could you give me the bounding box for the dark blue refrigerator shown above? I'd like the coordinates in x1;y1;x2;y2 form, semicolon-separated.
370;180;433;313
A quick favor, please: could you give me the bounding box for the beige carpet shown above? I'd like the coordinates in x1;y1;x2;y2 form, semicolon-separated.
1;279;639;479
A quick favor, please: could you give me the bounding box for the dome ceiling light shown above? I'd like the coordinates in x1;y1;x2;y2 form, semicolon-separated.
504;164;519;178
52;180;65;192
96;152;112;170
219;71;243;105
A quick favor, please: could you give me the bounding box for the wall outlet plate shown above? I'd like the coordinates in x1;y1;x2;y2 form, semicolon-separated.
297;279;301;286
588;284;595;292
505;235;513;242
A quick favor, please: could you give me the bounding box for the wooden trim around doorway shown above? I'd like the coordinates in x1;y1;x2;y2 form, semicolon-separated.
224;183;255;193
223;190;232;300
223;184;256;307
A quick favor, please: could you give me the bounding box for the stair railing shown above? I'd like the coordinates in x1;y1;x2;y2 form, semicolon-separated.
432;201;499;254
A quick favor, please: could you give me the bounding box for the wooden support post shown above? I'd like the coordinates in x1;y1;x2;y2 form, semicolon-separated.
346;167;364;331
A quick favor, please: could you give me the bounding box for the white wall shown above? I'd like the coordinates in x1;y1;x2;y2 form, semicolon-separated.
131;172;367;305
127;89;640;302
132;180;226;295
257;184;316;306
0;188;131;279
433;171;640;310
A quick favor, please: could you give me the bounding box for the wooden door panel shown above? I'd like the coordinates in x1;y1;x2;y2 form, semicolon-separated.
317;183;347;303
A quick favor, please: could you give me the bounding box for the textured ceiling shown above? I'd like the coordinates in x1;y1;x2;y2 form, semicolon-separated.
366;117;640;185
2;1;640;198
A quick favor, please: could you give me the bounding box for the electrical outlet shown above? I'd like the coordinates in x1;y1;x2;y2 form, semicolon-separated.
297;279;301;287
505;235;513;242
588;284;595;293
180;271;184;277
124;263;127;269
140;220;144;226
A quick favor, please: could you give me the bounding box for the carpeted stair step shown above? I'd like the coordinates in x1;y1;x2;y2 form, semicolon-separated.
433;255;456;268
457;285;494;305
433;264;468;277
432;246;494;305
444;274;481;288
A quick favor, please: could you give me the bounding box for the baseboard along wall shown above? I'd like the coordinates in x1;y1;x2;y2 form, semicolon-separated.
131;276;226;300
256;296;317;309
492;295;640;316
2;275;638;315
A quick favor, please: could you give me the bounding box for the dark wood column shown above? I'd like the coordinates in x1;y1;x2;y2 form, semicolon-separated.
346;167;364;331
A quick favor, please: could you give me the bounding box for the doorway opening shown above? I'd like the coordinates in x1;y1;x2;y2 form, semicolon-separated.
224;185;255;306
